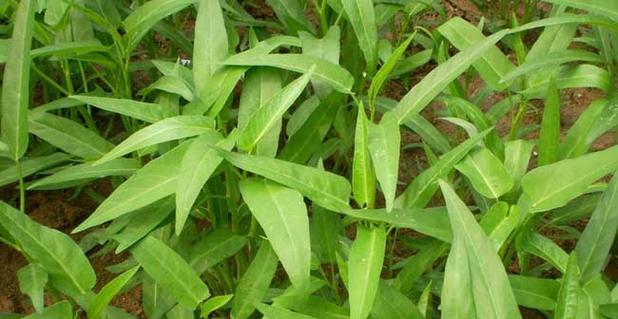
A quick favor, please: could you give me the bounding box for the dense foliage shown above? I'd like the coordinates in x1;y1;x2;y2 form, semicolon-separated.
0;0;617;318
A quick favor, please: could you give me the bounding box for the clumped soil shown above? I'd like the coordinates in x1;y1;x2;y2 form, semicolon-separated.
0;0;616;318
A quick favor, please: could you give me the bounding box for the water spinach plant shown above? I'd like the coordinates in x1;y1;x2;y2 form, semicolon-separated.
0;0;617;318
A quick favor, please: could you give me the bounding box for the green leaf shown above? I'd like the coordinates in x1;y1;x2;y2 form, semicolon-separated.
265;0;315;34
95;115;214;165
501;50;602;84
0;153;69;187
371;281;423;319
342;0;378;73
299;26;340;98
238;67;282;157
28;159;140;190
542;0;618;22
503;140;535;185
395;128;491;208
575;173;618;283
278;93;343;163
221;151;351;212
519;232;569;273
240;178;311;293
88;265;140;319
23;301;72;319
455;147;514;199
256;303;316;319
176;132;236;235
368;112;400;211
224;53;354;94
559;98;608;159
238;68;313;151
188;228;247;274
368;34;414;105
193;0;228;93
113;199;174;253
342;207;451;242
352;105;376;208
74;143;189;232
509;275;559;311
520;144;618;213
480;202;519;252
555;253;581;319
348;225;386;319
231;241;279;319
391;28;509;124
1;0;34;160
396;240;448;293
200;294;233;318
17;263;48;313
71;96;167;123
311;205;342;263
0;201;95;297
122;0;197;50
132;236;210;309
28;112;114;160
438;17;515;91
439;180;521;319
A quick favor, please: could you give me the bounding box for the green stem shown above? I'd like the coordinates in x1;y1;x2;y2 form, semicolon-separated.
16;160;25;213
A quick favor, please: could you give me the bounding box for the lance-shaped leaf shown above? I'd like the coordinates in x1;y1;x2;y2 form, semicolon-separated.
371;281;423;319
88;265;140;319
71;96;167;123
193;0;228;93
132;236;210;309
238;67;282;157
220;151;351;212
231;241;279;319
519;232;569;273
542;0;618;22
266;0;315;34
0;201;95;297
439;180;521;319
1;0;34;160
122;0;197;51
520;144;618;213
176;131;236;235
509;275;559;311
342;207;451;243
537;77;561;166
0;153;70;187
348;225;386;319
299;26;340;98
238;68;313;152
368;112;400;212
555;253;581;319
342;0;378;74
17;263;48;313
224;53;354;94
240;178;311;293
352;106;375;208
23;301;72;319
74;143;189;232
189;228;247;274
575;173;618;283
28;112;114;160
455;147;514;199
95;115;214;165
391;29;509;124
256;303;316;319
395;128;491;208
28;159;140;190
438;17;515;91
